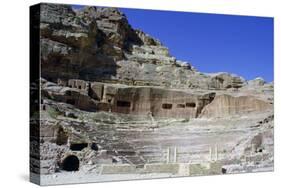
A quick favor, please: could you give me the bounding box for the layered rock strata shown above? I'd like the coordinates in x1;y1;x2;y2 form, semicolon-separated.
40;3;246;90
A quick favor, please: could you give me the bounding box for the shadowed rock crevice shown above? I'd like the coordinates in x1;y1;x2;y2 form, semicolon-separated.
70;143;88;151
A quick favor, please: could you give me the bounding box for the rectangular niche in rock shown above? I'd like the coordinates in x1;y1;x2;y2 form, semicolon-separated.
30;2;274;186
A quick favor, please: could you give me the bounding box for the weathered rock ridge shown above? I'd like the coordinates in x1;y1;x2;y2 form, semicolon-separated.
40;3;247;90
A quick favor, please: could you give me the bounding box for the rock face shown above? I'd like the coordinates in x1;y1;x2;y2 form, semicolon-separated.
40;3;246;90
200;94;272;118
43;78;216;118
32;3;274;182
208;73;245;89
247;77;266;87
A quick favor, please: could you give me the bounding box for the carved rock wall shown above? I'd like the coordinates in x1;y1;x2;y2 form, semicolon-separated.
200;94;272;118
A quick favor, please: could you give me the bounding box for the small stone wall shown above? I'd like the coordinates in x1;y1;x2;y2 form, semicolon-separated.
144;163;179;174
99;162;222;175
100;164;137;174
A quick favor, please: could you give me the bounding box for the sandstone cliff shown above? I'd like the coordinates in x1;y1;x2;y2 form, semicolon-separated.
40;3;246;90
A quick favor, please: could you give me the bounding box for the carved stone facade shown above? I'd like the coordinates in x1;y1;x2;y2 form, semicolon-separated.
55;78;216;118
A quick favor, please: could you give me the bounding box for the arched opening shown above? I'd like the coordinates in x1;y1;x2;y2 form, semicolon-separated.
62;155;79;171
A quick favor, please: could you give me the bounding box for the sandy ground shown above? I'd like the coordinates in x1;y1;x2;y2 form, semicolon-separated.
38;164;273;186
39;172;173;185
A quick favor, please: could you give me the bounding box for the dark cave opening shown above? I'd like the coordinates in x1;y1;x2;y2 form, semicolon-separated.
70;143;88;151
186;102;196;108
256;148;263;153
162;103;172;109
66;99;75;105
62;155;79;171
91;143;99;151
117;100;131;107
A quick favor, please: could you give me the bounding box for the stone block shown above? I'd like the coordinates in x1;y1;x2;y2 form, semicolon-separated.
100;164;137;174
144;163;179;174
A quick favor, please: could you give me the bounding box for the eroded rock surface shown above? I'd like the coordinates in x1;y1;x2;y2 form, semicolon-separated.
40;3;248;90
200;94;272;118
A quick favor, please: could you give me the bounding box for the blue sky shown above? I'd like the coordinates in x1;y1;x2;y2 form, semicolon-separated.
72;5;274;82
